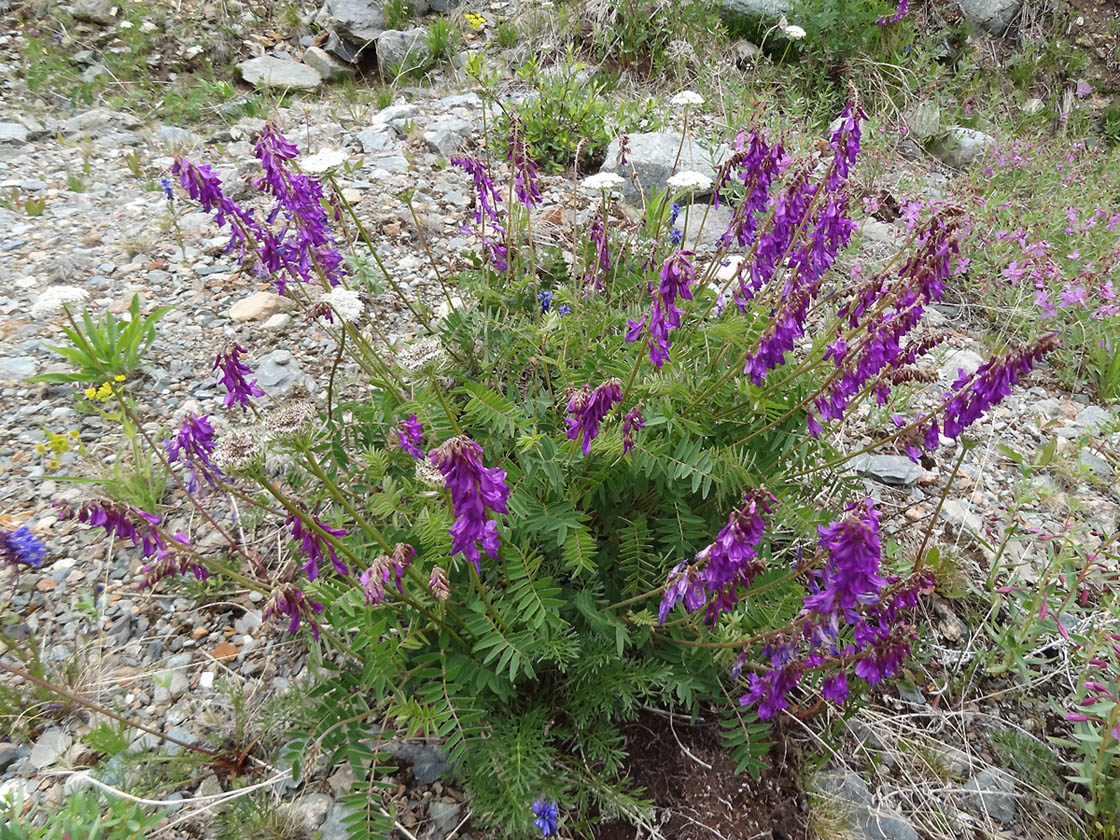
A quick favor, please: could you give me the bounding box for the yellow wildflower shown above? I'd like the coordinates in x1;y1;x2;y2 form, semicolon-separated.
96;382;113;401
84;386;97;399
464;11;486;29
35;443;46;454
114;374;126;382
68;429;80;439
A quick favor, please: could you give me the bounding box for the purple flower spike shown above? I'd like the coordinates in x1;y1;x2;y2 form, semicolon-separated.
805;499;886;621
288;511;349;581
164;413;222;493
507;118;542;210
56;499;163;558
621;406;645;455
429;435;510;573
1;525;47;569
398;414;425;459
565;378;623;456
626;251;695;368
264;584;325;640
360;543;416;604
451;155;502;226
877;0;910;25
214;343;265;411
140;532;209;588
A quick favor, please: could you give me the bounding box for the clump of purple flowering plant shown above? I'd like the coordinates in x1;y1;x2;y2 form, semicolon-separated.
47;98;1080;836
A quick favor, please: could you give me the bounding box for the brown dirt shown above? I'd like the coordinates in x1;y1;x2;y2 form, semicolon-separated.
593;712;810;840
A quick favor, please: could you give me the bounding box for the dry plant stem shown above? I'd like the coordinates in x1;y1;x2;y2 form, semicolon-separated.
299;448;393;552
405;196;458;313
914;444;970;573
0;660;219;757
326;321;347;428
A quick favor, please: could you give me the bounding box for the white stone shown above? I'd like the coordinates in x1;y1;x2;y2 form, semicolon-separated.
237;56;322;91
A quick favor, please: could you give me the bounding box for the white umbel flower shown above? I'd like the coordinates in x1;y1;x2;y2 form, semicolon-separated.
670;90;704;108
30;286;90;318
580;172;625;194
320;287;364;322
667;171;713;191
782;24;806;39
301;148;348;174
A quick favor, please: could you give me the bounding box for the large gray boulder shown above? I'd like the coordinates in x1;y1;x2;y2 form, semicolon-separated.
599;132;724;202
957;0;1021;33
303;45;356;80
316;0;385;45
377;28;432;76
237;56;322;90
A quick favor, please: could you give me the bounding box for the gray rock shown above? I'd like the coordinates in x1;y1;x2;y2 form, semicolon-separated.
930;126;996;169
234;609;263;635
851;454;923;487
860;219;901;245
815;771;918;840
861;808;919;840
439;92;482;108
423;129;461;157
0;356;37;380
237;56;322;91
600;132;723;201
261;313;293;331
324;31;363;63
291;792;333;828
816;771;872;807
356;128;395;152
960;768;1017;823
0;122;29;143
676;203;734;250
957;0;1021;33
371;103;421;126
381;742;449;784
377;28;432;76
429;0;463;10
906;101;941;141
72;0;116;24
157;125;202;146
303;45;356;81
938;348;986;383
366;153;411;174
318;0;385;44
428;801;462;837
720;0;789;18
29;728;72;770
1074;405;1113;433
941;499;984;537
319;801;354;840
255;349;309;397
1079;449;1113;480
1082;499;1119;536
63;108;141;134
0;744;22;774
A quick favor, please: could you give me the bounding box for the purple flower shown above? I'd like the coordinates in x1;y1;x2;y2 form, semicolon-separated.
429;435;510;573
56;499;163;557
565;378;623;456
507;118;542;210
360;544;416;604
659;559;709;624
160;177;174;201
398;414;425;459
718;128;785;244
821;671;849;704
264;584;325;640
288;511;349;581
171;157;262;258
585;209;610;290
214;343;265;411
139;532;208;588
826;102;865;191
429;564;451;601
164;413;222;493
876;0;910;25
804;499;886;622
451;155;502;226
739;666;803;719
626;251;695;369
538;290;553;313
621;406;645;455
531;799;559;837
1;525;46;568
556;304;571;316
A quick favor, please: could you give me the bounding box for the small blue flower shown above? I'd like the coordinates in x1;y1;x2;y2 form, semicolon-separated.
2;525;46;568
556;304;571;317
160;177;174;202
537;289;552;313
668;201;681;226
670;228;683;245
531;799;558;837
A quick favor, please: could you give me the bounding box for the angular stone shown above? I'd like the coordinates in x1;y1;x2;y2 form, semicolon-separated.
423;129;461;157
255;349;309;397
938;348;986;383
64;108;142;134
429;0;463;10
599;132;724;202
356;128;394;152
261;313;293;331
1074;404;1113;433
317;0;385;44
230;291;293;322
860;219;901;245
940;499;984;537
0;356;37;380
428;801;462;837
960;768;1017;823
957;0;1021;33
29;728;72;770
72;0;116;24
720;0;789;18
1079;449;1113;479
906;101;941;140
0;123;29;143
237;56;322;91
851;454;923;487
930;126;996;169
377;28;432;76
303;45;356;81
677;203;734;250
291;792;333;828
324;31;363;63
381;742;449;784
157;125;202;145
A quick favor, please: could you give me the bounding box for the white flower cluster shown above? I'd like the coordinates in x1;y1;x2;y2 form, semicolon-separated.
320;286;364;322
670;90;704;108
30;285;90;318
301;148;348;174
580;172;625;194
666;170;713;192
